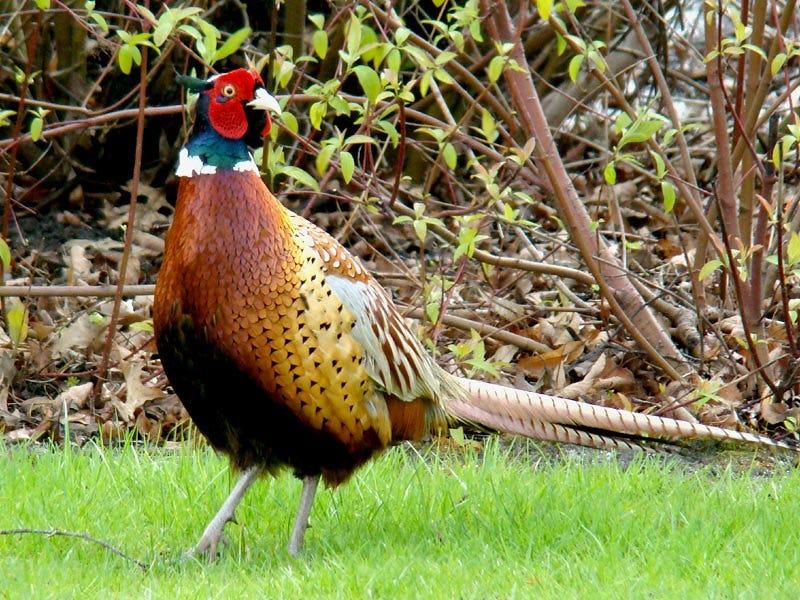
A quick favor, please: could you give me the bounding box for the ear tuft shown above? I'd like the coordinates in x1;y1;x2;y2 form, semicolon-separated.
176;74;210;93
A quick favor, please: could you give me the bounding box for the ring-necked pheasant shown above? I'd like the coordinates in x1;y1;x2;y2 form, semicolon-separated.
153;68;789;558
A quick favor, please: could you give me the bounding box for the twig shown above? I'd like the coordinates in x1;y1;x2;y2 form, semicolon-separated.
480;0;686;380
0;528;148;570
0;285;154;297
2;9;43;315
95;3;150;404
716;193;780;401
404;306;549;354
0;106;182;153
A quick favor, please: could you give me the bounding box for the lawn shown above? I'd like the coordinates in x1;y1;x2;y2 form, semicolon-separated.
1;439;798;598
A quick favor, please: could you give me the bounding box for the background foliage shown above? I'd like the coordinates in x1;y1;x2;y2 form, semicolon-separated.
0;0;799;444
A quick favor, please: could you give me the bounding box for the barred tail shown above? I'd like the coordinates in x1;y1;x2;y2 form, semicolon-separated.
448;398;646;451
449;377;790;450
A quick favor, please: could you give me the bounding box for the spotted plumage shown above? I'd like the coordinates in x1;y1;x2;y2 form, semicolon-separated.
154;68;792;559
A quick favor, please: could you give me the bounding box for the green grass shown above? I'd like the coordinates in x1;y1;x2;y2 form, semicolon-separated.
1;440;798;599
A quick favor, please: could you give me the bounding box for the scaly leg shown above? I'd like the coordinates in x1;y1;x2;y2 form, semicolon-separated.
189;464;261;560
287;475;320;556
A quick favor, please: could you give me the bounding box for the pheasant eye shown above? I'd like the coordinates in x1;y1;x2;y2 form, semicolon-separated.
221;84;236;98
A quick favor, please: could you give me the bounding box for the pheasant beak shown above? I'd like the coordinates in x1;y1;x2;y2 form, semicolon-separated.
248;87;282;116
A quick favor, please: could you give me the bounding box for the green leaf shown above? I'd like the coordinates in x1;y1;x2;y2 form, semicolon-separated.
344;134;375;145
741;44;766;60
6;299;28;347
30;117;43;142
129;320;154;333
277;166;320;191
614;112;632;134
772;142;783;169
661;181;676;213
153;24;173;48
118;45;133;74
386;48;401;73
555;33;566;55
328;96;351;116
312;29;328;59
403;46;433;69
771;53;787;76
134;4;157;24
536;0;553;19
34;0;49;8
308;14;325;29
413;219;428;243
352;65;381;104
449;427;467;446
425;300;439;324
281;111;298;134
480;109;497;142
650;151;666;178
129;43;143;65
309;101;327;130
0;238;10;270
442;142;457;170
469;18;482;42
316;144;336;175
487;56;505;83
376;119;399;146
213;27;251;64
788;232;800;266
178;24;201;41
568;54;583;82
340;150;355;184
621;118;663;145
395;27;410;46
346;14;362;56
434;51;457;66
0;109;16;127
450;31;465;52
603;161;616;184
419;70;433;97
89;11;109;34
699;259;723;281
433;68;453;85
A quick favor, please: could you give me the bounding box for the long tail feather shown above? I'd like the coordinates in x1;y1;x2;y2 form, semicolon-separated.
448;399;646;451
451;377;792;450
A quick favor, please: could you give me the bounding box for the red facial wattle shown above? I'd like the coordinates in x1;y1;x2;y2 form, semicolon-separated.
261;113;272;137
206;69;259;140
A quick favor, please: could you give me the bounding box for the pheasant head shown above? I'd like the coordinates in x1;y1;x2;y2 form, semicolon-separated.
176;68;282;176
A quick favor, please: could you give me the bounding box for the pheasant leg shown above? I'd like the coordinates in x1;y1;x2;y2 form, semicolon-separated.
287;475;320;556
189;464;261;559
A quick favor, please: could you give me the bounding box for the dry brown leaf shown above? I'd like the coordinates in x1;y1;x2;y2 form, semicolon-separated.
760;399;788;425
484;294;526;322
594;180;638;205
491;344;519;365
560;353;606;398
123;362;163;406
132;230;165;255
54;382;93;410
517;340;584;377
111;360;164;423
51;314;106;358
0;351;16;412
5;428;32;442
655;237;682;259
65;244;93;285
596;359;636;391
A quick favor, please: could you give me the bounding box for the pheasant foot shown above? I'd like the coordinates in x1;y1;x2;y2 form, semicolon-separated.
287;475;320;556
188;464;261;560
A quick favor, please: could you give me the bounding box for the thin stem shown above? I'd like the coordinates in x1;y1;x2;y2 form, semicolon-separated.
94;4;150;405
